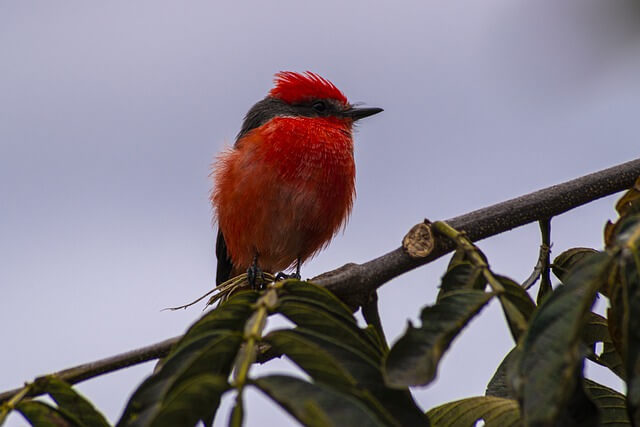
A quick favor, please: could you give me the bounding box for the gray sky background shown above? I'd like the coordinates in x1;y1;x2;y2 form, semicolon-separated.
2;1;640;425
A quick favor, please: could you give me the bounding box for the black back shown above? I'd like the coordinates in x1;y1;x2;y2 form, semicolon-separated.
215;230;233;285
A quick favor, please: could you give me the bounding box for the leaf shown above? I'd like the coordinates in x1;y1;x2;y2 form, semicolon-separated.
384;289;494;387
582;312;625;379
584;379;630;425
621;239;640;425
486;347;520;399
276;284;382;362
438;262;486;296
253;375;390;427
150;374;229;427
514;252;612;426
273;284;428;426
34;377;109;427
553;361;600;427
264;329;400;425
117;291;259;426
263;330;357;392
16;400;77;426
552;248;601;283
426;396;520;427
494;275;536;342
615;176;640;217
279;281;358;330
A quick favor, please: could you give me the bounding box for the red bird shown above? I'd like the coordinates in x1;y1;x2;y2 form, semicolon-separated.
211;71;382;286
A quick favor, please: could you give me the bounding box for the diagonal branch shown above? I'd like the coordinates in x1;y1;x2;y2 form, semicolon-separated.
315;158;640;307
1;157;639;405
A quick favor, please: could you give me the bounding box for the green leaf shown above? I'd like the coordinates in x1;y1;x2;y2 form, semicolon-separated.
615;177;640;217
253;375;390;427
552;248;601;283
264;330;357;391
438;262;486;296
34;377;109;427
485;347;520;399
552;364;599;427
278;280;383;355
276;298;381;363
384;289;494;387
584;379;630;425
273;291;428;426
151;374;228;427
495;275;536;342
621;236;640;425
117;291;258;426
426;396;520;427
16;400;77;427
514;252;612;426
582;312;625;379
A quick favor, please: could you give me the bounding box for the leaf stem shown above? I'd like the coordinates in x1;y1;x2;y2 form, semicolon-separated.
432;221;505;293
231;287;278;423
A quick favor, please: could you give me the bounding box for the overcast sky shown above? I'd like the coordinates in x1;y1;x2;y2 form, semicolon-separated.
2;1;640;426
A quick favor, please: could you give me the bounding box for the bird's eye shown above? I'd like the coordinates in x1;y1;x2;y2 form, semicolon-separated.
312;101;327;112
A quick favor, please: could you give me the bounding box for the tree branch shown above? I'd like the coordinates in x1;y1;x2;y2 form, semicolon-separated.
2;157;639;404
0;337;179;404
314;158;640;307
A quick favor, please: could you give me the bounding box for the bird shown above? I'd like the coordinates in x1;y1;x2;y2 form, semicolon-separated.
211;71;382;287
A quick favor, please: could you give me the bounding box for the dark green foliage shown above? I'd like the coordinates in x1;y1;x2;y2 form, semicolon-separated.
384;289;494;387
14;377;109;427
5;182;640;427
117;291;259;426
253;376;389;427
426;396;521;427
513;252;611;426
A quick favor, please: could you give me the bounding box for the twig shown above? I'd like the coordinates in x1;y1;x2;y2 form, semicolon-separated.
0;337;179;404
537;218;553;303
1;157;639;404
522;219;552;291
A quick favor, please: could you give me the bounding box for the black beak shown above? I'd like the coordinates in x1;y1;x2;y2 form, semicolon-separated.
343;106;384;121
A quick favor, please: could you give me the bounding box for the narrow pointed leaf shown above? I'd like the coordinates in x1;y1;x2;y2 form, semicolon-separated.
117;291;258;426
153;374;229;426
514;252;612;426
16;401;77;427
253;375;390;427
552;248;601;283
426;396;520;427
385;290;494;387
621;232;640;425
263;330;357;391
552;363;599;427
438;262;486;296
33;377;109;427
495;275;535;341
276;299;381;362
272;290;428;427
582;312;625;379
486;347;520;399
278;280;384;354
276;280;428;424
584;379;630;425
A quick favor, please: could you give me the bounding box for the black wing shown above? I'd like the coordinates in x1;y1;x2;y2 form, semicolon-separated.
215;229;233;285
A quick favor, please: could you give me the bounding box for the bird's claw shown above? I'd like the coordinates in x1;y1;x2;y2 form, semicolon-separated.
247;264;266;290
275;271;301;281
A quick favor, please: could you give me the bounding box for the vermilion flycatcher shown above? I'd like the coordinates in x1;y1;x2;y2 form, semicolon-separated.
211;71;382;285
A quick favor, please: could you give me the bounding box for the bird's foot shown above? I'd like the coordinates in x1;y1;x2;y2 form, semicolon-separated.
247;264;266;290
275;271;301;281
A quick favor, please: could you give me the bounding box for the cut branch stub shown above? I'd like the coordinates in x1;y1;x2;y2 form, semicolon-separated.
402;221;435;259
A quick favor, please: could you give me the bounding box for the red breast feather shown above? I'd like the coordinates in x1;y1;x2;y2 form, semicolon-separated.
212;116;355;273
